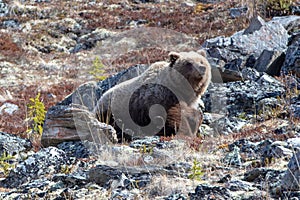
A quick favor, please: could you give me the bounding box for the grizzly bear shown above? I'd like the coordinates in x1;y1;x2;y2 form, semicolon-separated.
94;50;211;141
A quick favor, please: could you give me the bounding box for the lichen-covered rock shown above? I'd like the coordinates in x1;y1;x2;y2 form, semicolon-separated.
0;131;31;156
1;147;69;188
189;184;231;200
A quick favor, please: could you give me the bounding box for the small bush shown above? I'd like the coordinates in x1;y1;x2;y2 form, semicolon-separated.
0;151;15;177
188;159;204;181
89;57;107;81
27;93;46;136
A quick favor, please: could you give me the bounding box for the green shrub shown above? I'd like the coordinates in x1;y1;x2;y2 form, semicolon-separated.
27;93;46;136
0;151;15;176
89;57;107;81
188;159;204;181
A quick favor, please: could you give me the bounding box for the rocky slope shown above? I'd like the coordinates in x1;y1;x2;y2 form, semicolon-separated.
0;0;300;199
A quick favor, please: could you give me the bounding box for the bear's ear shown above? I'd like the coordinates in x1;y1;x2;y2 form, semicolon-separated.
169;52;180;65
197;49;207;57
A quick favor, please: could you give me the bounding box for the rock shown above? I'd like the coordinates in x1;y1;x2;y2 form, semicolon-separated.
223;146;242;166
203;74;284;116
0;132;31;156
164;193;187;200
272;15;300;34
291;6;300;15
244;168;285;184
0;103;18;115
227;179;254;191
57;141;98;158
0;1;8;17
229;7;248;18
253;50;285;76
259;140;293;166
287;138;300;149
229;139;258;161
203;16;288;82
42;104;117;147
281;32;300;77
189;184;231;200
241;67;261;81
281;150;300;191
88;165;164;187
1;20;20;29
243;16;266;35
1;147;69;188
129;136;160;149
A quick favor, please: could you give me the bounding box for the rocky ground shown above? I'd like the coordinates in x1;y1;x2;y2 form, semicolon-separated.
0;0;300;199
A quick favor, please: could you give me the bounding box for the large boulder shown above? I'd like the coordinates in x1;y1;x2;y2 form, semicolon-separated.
203;15;290;82
41;104;117;147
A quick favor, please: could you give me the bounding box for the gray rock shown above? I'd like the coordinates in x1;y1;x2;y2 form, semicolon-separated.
203;74;285;116
203;16;288;82
0;103;18;115
253;50;285;76
287;138;300;149
281;150;300;191
230;7;248;18
1;20;20;29
281;32;300;77
42;104;117;147
1;147;69;188
88;165;165;187
227;179;254;191
223;146;242;166
0;132;31;156
57;141;100;158
259;140;293;166
244;168;285;185
243;16;266;35
164;193;187;200
291;6;300;15
130;136;160;149
272;15;300;33
189;184;231;200
0;1;8;17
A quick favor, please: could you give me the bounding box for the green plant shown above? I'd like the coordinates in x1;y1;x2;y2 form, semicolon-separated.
89;57;107;81
0;151;15;176
139;144;154;154
265;0;294;16
60;164;72;174
27;93;46;136
188;159;204;181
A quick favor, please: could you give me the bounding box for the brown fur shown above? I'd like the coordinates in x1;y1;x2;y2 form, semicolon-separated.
94;50;211;140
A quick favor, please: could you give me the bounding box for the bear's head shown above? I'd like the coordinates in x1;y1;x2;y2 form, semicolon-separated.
168;50;211;96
